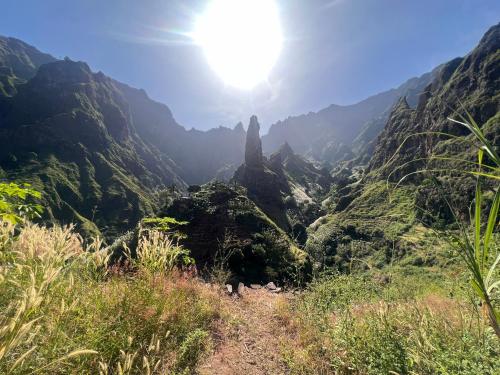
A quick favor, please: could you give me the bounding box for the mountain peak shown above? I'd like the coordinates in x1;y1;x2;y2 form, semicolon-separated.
279;142;295;158
245;116;263;168
234;121;245;133
34;59;93;85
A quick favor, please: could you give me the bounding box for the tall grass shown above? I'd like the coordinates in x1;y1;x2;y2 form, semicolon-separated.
382;112;500;338
125;228;193;275
278;273;500;374
0;223;220;374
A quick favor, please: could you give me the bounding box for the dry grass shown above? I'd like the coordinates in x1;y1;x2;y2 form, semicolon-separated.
277;273;500;375
0;222;221;374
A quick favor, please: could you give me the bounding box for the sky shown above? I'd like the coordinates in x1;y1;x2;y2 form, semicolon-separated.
2;0;499;132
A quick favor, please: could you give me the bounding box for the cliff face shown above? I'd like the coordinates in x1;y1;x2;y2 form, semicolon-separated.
369;23;500;179
117;81;246;185
233;116;290;231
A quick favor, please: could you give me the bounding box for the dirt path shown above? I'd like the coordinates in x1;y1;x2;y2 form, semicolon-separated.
200;287;293;375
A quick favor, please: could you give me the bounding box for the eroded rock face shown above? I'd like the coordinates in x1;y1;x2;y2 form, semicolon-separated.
245;115;263;168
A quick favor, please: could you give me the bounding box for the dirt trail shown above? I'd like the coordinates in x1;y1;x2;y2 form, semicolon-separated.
200;287;292;375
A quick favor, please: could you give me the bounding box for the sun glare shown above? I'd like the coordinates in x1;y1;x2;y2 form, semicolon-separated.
194;0;283;90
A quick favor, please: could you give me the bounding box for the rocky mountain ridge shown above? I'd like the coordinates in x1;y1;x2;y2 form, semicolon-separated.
306;22;499;271
233;116;332;242
262;68;438;165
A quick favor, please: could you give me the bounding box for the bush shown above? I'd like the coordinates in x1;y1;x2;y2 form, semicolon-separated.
0;182;42;224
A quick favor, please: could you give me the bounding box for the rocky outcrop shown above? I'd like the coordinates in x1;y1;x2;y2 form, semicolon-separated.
163;182;312;283
245;115;263;168
234;117;333;240
234;117;292;231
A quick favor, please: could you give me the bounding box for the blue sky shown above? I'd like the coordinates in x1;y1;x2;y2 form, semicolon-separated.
2;0;499;131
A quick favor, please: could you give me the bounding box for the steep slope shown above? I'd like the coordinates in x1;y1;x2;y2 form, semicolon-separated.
116;82;246;184
0;36;56;97
369;24;499;177
262;70;436;164
306;23;500;270
0;59;186;237
0;36;246;237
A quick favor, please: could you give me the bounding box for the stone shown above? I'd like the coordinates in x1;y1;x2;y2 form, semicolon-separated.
250;284;262;289
225;284;233;294
265;282;277;290
237;282;245;296
270;287;282;293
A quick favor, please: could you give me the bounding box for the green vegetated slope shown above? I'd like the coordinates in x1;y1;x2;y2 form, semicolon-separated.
0;36;55;96
0;37;245;238
0;58;186;238
307;23;499;272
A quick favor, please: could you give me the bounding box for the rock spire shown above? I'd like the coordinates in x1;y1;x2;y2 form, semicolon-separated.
245;115;263;167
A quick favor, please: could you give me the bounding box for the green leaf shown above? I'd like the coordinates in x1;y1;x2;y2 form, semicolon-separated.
474;149;482;267
483;188;499;271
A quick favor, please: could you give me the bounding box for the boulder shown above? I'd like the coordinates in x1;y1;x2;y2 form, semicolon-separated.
265;282;277;290
237;282;245;296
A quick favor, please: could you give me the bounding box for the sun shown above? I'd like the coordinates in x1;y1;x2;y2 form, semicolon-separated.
194;0;283;90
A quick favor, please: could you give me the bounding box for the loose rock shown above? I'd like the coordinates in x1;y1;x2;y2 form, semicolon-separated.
225;284;233;294
237;282;245;296
265;282;277;290
250;284;262;290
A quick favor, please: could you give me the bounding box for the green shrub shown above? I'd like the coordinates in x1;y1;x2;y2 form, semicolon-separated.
0;182;42;224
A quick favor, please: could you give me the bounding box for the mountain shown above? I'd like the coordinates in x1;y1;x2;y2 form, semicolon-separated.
115;82;246;184
0;36;245;237
262;69;437;165
306;23;500;270
0;36;56;96
0;58;186;238
151;115;331;282
233;116;332;243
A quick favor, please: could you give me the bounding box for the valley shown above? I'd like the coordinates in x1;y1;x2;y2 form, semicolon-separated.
0;14;498;375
